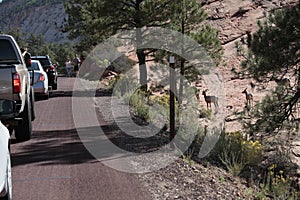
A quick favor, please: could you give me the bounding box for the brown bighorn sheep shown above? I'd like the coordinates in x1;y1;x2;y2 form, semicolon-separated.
271;77;291;87
242;88;253;107
202;89;219;110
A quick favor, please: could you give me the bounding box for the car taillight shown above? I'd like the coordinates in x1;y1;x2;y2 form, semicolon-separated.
13;73;21;93
39;74;45;81
50;65;55;70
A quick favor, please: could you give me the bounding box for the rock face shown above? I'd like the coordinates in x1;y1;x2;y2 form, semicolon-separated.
203;0;298;58
20;4;68;43
199;0;298;133
0;1;68;43
0;0;298;44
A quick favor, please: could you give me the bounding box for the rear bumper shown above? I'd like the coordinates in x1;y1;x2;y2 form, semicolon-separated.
33;82;48;95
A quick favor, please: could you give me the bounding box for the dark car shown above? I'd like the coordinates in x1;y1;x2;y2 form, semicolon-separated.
31;55;58;90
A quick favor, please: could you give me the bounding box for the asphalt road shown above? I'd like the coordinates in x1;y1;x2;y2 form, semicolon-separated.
11;77;151;200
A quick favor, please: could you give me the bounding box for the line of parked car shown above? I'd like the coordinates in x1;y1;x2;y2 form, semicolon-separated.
0;55;58;200
0;34;58;199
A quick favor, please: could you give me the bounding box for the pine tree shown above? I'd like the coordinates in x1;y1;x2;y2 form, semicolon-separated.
170;0;223;101
64;0;179;88
241;2;300;134
64;0;223;90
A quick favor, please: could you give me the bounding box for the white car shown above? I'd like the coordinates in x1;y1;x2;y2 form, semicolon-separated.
0;121;12;200
30;60;49;99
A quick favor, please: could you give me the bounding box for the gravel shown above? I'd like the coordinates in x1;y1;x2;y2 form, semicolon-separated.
139;159;255;200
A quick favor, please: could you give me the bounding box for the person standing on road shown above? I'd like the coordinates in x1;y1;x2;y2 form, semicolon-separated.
21;47;31;68
73;54;80;77
65;58;73;77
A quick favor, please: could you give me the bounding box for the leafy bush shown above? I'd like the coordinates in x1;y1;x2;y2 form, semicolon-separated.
257;164;300;199
212;131;262;176
134;103;150;121
149;94;171;108
128;89;151;122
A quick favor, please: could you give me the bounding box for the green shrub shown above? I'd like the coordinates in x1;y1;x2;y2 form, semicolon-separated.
258;164;300;199
134;103;150;121
105;75;120;91
127;89;151;122
212;131;262;176
129;92;142;107
149;94;171;108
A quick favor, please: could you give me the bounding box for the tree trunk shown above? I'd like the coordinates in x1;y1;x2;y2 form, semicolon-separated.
136;28;147;90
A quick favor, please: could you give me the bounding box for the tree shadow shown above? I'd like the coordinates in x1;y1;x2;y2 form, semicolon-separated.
49;88;113;99
11;123;170;167
11;128;96;167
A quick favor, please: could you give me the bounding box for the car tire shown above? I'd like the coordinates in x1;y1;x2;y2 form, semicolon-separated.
15;98;32;141
44;93;49;100
41;93;49;100
52;82;57;90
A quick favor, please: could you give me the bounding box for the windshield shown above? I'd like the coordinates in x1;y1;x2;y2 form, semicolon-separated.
32;58;51;67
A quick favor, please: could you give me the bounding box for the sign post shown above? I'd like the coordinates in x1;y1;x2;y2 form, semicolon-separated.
169;56;175;144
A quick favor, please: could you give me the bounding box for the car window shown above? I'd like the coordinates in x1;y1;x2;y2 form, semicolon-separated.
39;59;50;66
0;40;18;62
32;58;51;67
30;62;40;71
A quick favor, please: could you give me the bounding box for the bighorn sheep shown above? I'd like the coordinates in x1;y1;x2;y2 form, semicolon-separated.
242;88;253;107
202;89;219;110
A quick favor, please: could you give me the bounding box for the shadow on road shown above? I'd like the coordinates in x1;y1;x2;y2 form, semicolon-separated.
11;123;170;167
11;129;96;167
48;88;113;99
